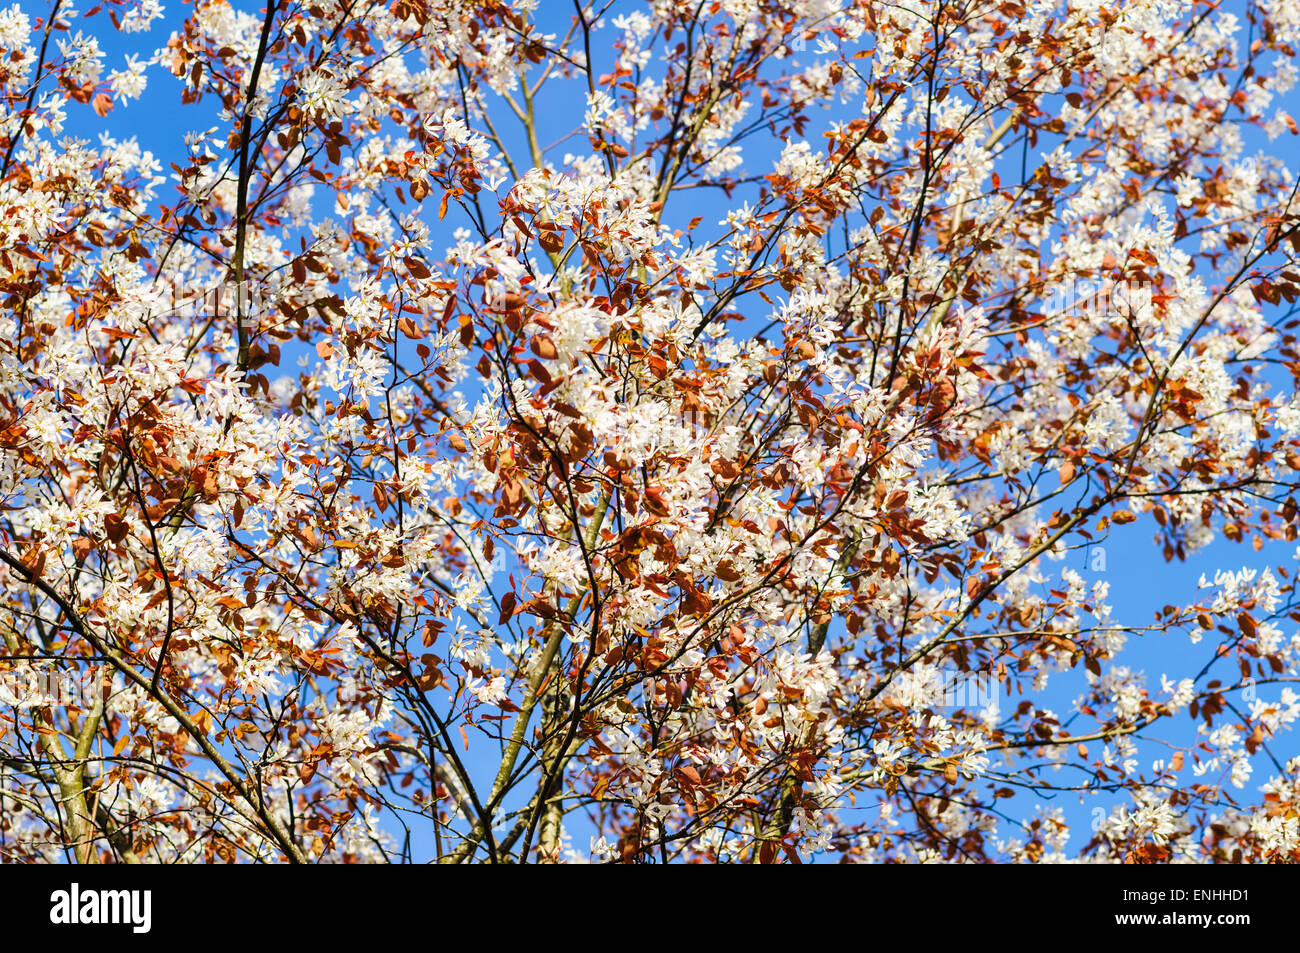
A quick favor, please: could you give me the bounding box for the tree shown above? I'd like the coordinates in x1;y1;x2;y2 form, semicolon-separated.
1;0;1299;864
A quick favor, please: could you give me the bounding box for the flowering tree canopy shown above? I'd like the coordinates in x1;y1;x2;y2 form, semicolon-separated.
2;0;1300;864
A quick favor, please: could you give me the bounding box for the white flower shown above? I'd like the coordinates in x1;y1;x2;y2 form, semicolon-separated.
468;675;508;707
109;55;148;101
